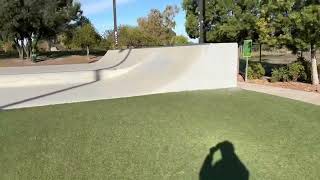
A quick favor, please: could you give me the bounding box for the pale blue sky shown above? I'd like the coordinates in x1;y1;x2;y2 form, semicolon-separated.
79;0;188;37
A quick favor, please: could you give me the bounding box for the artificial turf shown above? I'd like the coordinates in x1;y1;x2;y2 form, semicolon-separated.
0;89;319;179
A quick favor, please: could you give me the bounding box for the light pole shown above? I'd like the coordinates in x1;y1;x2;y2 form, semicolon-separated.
198;0;205;44
113;0;118;48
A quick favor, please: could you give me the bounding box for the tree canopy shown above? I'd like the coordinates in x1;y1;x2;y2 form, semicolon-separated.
289;4;320;84
138;5;180;45
73;23;100;58
171;35;190;45
183;0;260;44
183;0;320;85
0;0;83;59
103;5;181;48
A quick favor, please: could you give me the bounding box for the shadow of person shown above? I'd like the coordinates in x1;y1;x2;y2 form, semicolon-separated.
199;141;249;180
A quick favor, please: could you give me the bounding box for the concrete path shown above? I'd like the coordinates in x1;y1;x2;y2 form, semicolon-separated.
239;82;320;106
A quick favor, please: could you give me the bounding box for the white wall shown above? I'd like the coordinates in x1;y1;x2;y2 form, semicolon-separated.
155;43;238;93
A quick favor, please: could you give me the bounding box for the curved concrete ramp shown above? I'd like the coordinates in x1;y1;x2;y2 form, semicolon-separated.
0;43;238;109
0;48;145;87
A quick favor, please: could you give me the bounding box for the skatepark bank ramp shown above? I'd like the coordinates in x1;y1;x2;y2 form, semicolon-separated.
0;43;238;109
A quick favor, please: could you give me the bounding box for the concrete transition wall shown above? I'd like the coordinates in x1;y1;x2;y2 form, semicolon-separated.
153;43;238;93
0;43;238;89
0;43;238;108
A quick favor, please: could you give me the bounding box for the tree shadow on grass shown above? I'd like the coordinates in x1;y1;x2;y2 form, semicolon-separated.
199;141;249;180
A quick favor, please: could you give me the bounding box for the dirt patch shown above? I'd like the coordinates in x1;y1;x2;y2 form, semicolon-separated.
0;55;102;67
246;78;319;93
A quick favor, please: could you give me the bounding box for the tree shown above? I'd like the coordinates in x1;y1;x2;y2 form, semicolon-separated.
73;23;100;59
182;0;199;39
183;0;259;44
256;0;319;85
103;26;159;49
289;5;320;85
0;0;82;59
171;35;190;45
254;0;296;61
59;16;92;49
138;5;179;45
103;5;180;48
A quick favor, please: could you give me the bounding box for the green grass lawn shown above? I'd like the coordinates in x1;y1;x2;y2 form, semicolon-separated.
1;89;319;180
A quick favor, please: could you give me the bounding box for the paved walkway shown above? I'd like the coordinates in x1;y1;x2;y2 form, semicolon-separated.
239;82;320;106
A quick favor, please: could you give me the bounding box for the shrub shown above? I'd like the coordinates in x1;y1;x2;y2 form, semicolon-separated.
170;35;189;46
2;41;15;53
271;68;281;82
247;63;265;80
288;62;306;82
296;57;312;83
271;67;290;82
247;67;255;80
271;58;318;83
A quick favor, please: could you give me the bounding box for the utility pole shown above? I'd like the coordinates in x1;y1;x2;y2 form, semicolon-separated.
198;0;205;44
113;0;118;48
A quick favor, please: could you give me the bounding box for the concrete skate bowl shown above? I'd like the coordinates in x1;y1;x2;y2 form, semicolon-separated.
0;43;238;94
0;48;143;87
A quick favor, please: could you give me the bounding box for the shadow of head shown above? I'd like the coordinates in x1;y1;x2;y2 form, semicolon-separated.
216;141;235;159
200;141;249;180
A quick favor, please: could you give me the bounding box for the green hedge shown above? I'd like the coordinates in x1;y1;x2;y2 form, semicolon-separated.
247;63;265;80
271;60;310;83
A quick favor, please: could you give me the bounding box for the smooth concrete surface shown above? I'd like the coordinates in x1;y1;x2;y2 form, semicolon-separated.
0;44;238;109
0;48;148;87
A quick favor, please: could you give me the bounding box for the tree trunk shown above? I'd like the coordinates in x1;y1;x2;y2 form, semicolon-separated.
27;37;32;59
14;38;24;60
22;38;32;60
311;44;319;85
259;43;262;63
48;40;52;52
23;45;31;60
86;46;90;60
17;46;24;59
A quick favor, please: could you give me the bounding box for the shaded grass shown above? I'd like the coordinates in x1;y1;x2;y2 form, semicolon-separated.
0;90;319;179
